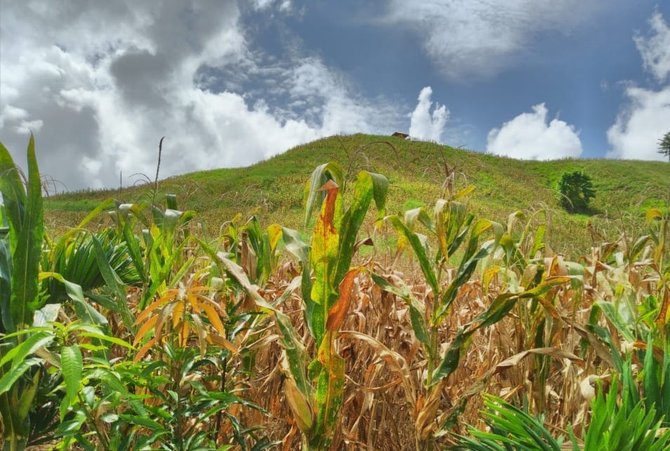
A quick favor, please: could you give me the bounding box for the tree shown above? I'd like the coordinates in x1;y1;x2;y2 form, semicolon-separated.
659;131;670;162
558;171;595;213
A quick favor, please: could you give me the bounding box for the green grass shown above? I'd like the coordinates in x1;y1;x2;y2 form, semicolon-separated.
45;133;670;255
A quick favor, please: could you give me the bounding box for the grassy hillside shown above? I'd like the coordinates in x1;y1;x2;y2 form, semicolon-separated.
45;133;670;255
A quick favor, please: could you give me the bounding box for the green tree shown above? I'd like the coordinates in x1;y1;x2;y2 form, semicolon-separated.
558;171;595;213
659;131;670;162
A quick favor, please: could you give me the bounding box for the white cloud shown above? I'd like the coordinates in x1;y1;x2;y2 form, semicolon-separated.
0;0;398;190
487;103;583;160
251;0;293;13
634;12;670;84
383;0;601;80
608;11;670;161
607;86;670;160
409;87;448;142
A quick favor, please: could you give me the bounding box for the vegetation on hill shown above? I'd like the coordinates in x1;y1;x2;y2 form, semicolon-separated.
45;134;670;256
2;135;670;449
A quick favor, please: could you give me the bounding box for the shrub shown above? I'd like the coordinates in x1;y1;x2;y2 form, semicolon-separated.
558;171;595;213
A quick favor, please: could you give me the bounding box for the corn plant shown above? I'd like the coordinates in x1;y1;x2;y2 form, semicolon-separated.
221;162;388;449
370;193;570;447
0;136;46;450
109;195;196;311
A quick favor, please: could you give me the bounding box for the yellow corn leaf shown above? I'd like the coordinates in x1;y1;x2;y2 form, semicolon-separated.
209;334;239;354
133;315;159;346
200;299;226;338
134;337;158;362
135;290;177;324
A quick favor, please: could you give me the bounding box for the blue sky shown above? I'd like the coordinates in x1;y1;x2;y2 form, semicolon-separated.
1;1;669;190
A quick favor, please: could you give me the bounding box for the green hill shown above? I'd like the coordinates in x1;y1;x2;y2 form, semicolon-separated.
45;134;670;255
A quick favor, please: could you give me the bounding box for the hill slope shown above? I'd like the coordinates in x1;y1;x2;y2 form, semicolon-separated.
46;134;670;254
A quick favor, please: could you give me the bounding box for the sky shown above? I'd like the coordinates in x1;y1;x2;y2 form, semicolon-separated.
1;1;669;191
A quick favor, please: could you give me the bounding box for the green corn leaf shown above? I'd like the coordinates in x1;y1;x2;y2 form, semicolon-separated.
435;245;491;324
334;172;374;286
75;198;115;230
281;227;319;337
432;277;569;384
0;142;27;251
389;215;439;296
275;310;311;396
17;369;40;422
0;136;45;329
0;238;12;332
431;329;470;385
597;301;636;343
0;330;53;368
0;357;43;395
60;345;83;419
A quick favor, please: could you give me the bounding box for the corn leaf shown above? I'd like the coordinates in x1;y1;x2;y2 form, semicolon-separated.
389;216;438;296
304;162;343;228
0;357;42;395
309;180;341;346
326;269;360;332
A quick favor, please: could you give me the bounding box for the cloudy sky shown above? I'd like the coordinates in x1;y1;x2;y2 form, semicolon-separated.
1;1;669;190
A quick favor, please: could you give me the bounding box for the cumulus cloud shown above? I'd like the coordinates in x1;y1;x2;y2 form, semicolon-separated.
634;12;670;84
383;0;601;80
0;0;398;190
608;11;670;160
487;104;583;160
409;87;448;142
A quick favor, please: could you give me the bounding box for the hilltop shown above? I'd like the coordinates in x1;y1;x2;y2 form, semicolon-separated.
45;134;670;255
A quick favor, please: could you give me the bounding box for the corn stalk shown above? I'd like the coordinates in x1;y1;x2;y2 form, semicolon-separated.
221;162;387;449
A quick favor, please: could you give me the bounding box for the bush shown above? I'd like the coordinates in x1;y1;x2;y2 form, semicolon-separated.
558;171;595;213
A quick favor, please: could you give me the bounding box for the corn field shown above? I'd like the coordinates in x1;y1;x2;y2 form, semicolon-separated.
1;137;669;450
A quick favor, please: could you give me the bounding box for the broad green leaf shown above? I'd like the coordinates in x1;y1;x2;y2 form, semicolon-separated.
60;345;83;418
